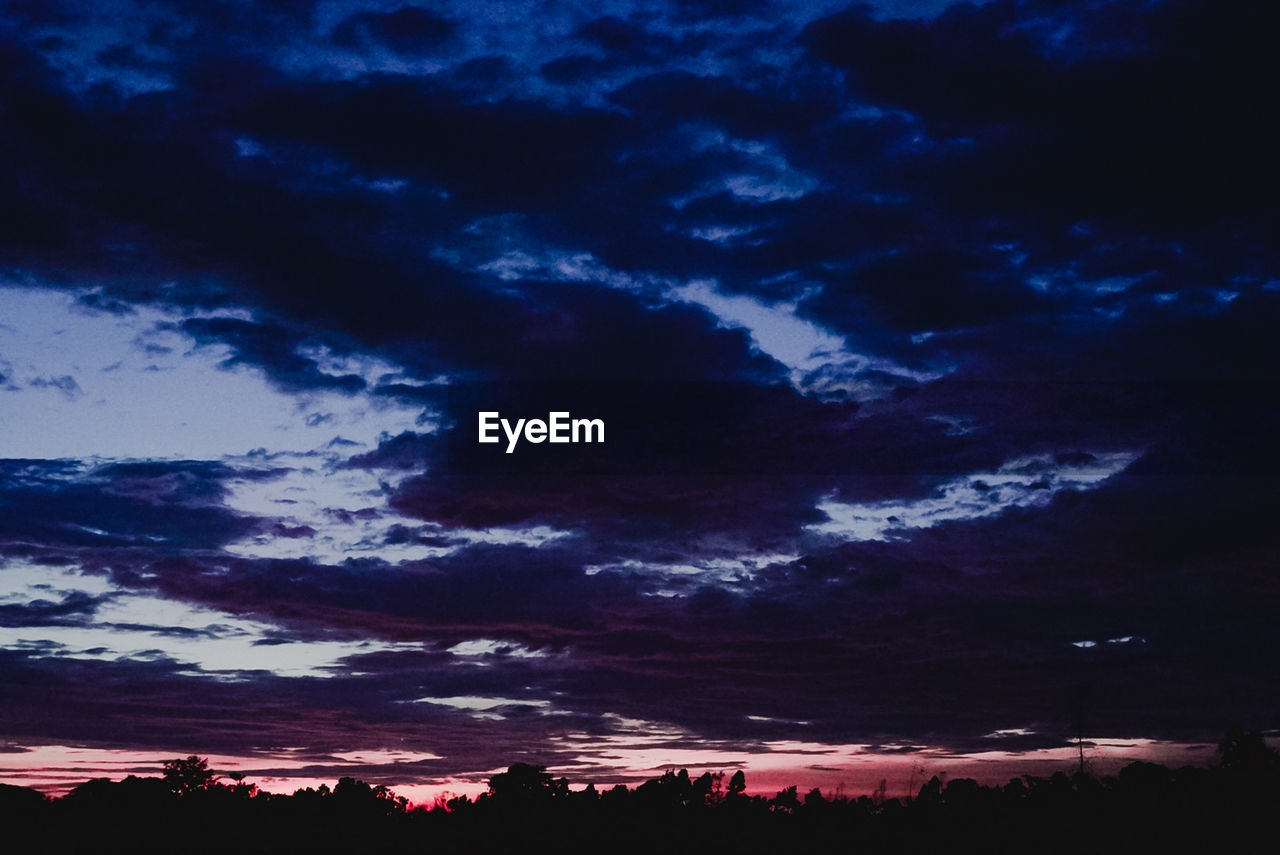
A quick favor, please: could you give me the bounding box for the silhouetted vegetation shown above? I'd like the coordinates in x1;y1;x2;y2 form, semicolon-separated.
2;726;1277;852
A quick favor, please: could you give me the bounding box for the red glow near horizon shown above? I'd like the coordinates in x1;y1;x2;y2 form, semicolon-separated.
0;738;1218;806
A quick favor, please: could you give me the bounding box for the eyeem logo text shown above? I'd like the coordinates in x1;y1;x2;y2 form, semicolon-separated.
478;411;605;453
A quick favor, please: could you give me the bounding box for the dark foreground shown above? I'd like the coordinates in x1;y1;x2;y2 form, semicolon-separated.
3;727;1277;853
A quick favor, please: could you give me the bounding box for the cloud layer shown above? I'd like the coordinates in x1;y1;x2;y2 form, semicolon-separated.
1;0;1277;796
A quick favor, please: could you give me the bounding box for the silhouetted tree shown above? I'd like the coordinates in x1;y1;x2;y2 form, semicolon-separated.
162;755;218;796
0;782;47;814
26;735;1280;854
445;793;472;814
772;785;800;813
690;771;717;807
230;772;259;799
488;762;563;807
916;775;943;806
637;768;694;809
1217;724;1280;775
332;776;407;815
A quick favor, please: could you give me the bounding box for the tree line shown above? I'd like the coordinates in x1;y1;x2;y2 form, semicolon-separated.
1;725;1276;852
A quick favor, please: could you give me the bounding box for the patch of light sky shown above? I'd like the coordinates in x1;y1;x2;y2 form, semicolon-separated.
437;214;942;404
445;638;552;665
220;455;570;563
670;280;943;399
0;286;425;460
686;223;764;245
432;213;659;292
1072;635;1147;649
1026;260;1245;313
231;135;423;200
809;451;1140;541
584;552;800;596
0;560;422;677
477;250;656;292
670;134;820;208
434;216;943;401
410;696;555;721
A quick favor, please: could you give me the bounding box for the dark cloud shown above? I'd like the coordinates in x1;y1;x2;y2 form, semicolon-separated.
0;460;296;567
95;43;162;72
0;38;792;389
27;374;82;399
331;6;455;55
608;69;840;139
540;53;620;85
670;0;772;22
179;317;366;394
93;460;242;505
803;0;1280;232
0;476;253;553
233;74;631;213
0;591;106;627
802;244;1053;334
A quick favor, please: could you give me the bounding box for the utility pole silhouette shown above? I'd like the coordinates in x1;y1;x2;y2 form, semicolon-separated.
1072;683;1090;778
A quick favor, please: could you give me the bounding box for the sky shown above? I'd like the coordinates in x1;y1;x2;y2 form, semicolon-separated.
0;0;1277;803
